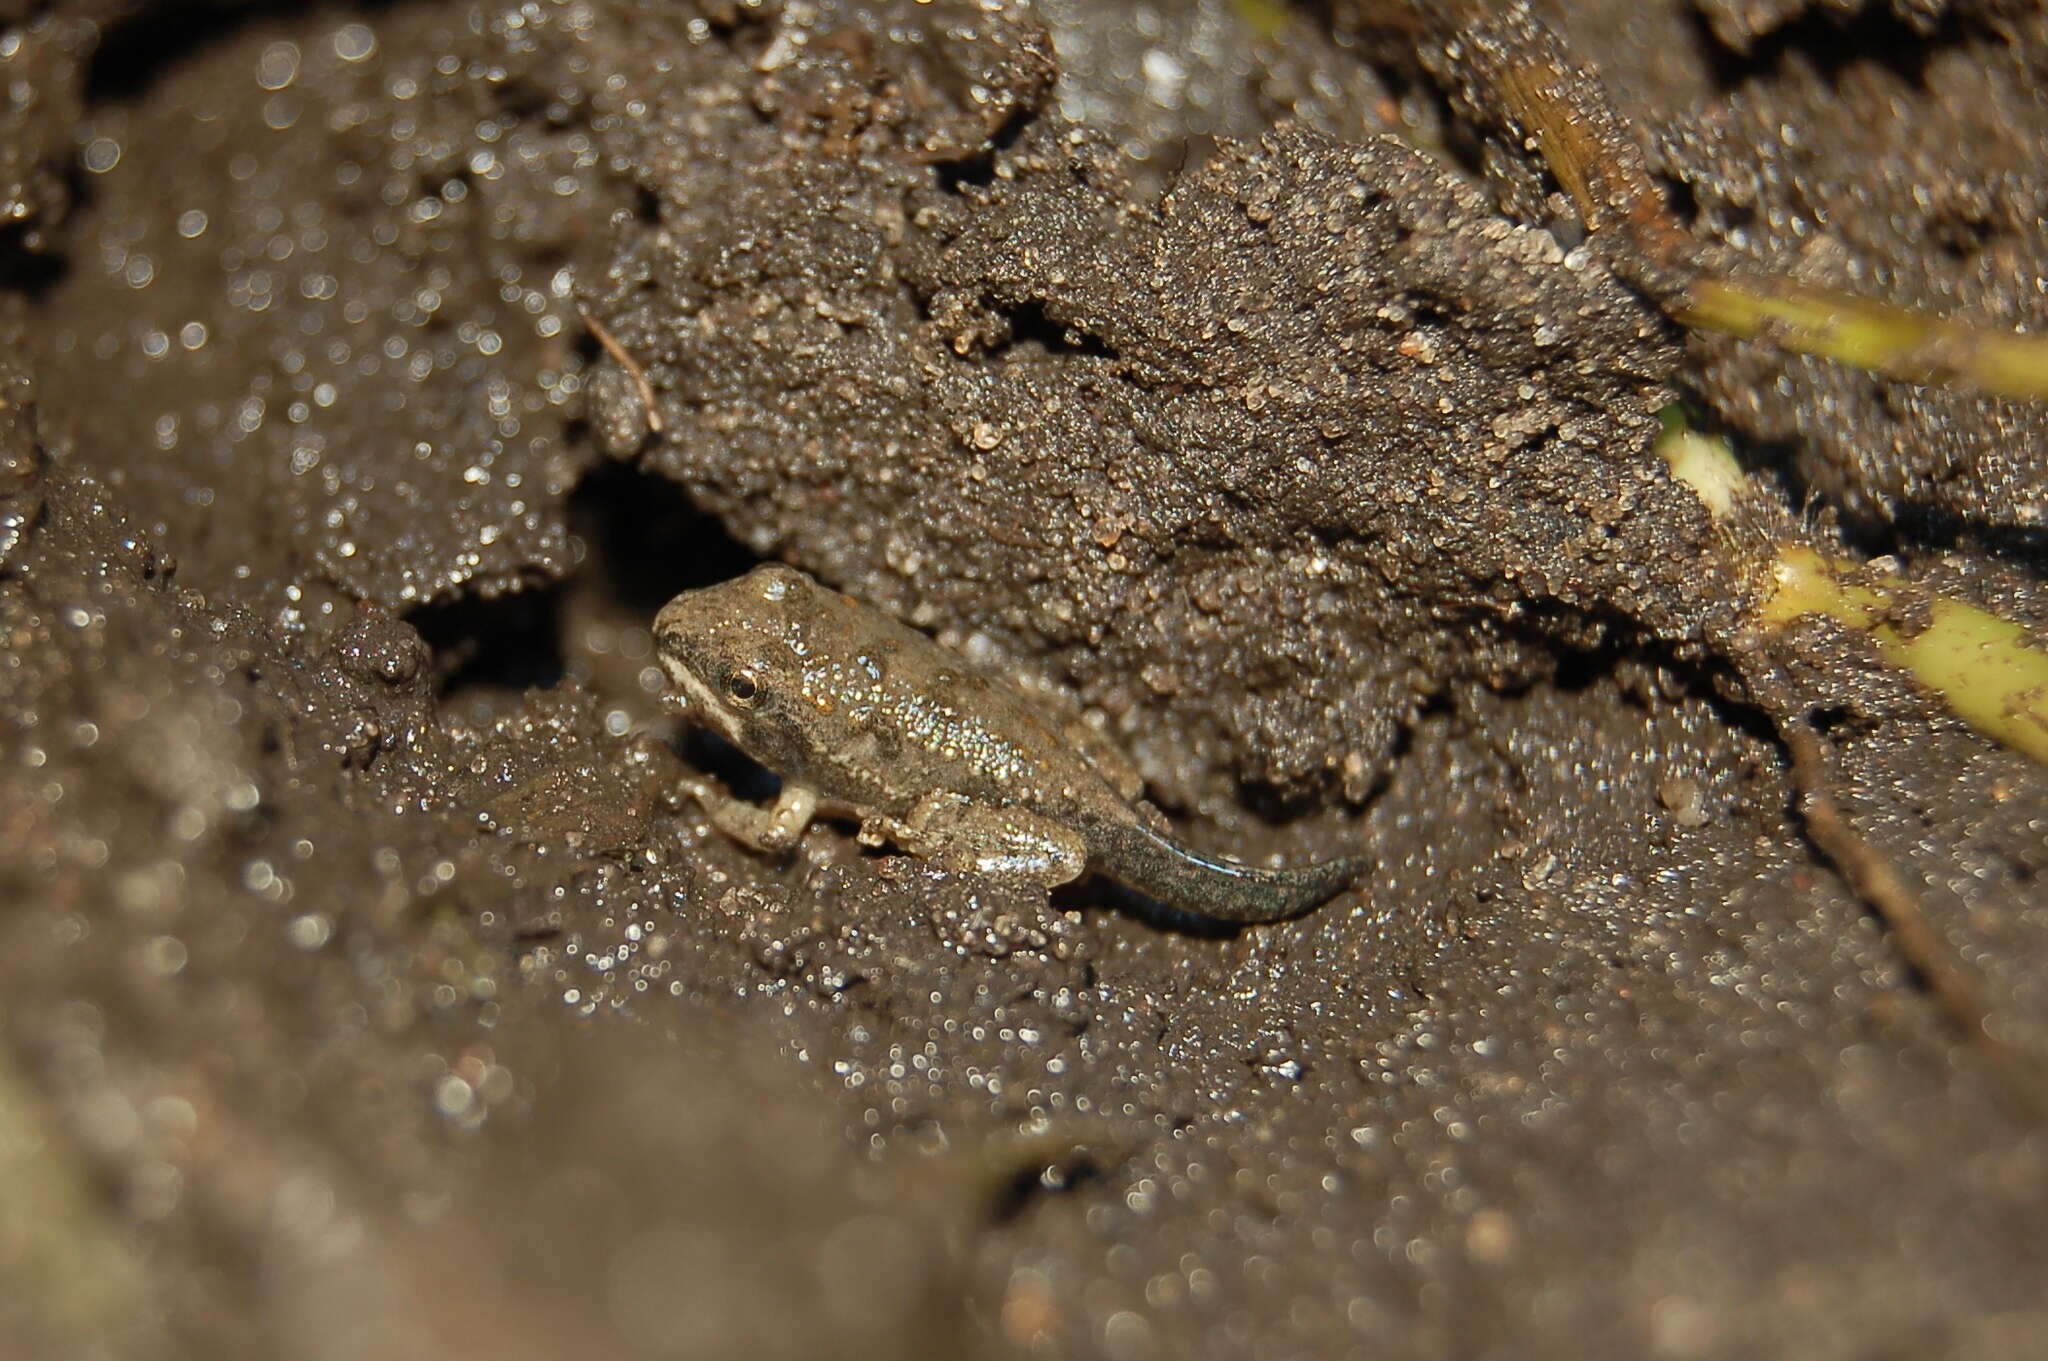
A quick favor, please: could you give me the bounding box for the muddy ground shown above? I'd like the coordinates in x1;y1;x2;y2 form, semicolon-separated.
1;1;2045;1358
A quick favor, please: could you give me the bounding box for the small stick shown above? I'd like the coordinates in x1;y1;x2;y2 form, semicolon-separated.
1383;0;2048;401
1785;720;2047;1121
580;310;664;435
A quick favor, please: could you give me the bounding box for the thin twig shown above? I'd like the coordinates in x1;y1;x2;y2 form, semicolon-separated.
1785;720;2047;1121
580;310;664;435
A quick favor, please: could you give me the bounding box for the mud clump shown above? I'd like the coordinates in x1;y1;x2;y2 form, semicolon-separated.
597;101;1721;814
2;2;2046;1359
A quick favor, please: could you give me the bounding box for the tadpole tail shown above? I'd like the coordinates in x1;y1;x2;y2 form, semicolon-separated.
1094;822;1368;924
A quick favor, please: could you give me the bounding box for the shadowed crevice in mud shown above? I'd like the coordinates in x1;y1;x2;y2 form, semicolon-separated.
931;103;1039;194
983;1144;1111;1225
1685;1;1970;90
679;726;784;806
86;0;408;103
0;221;70;297
408;584;567;698
1478;611;1787;755
569;459;764;616
984;297;1121;363
1888;510;2048;578
1229;772;1354;828
410;461;766;705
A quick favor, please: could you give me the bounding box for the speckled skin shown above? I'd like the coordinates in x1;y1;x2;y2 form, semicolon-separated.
655;564;1366;923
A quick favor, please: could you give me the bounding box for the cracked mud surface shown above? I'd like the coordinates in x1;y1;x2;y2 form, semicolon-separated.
1;2;2044;1358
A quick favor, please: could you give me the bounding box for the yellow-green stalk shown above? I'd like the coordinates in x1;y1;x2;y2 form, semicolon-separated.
1758;548;2048;765
1678;278;2048;404
1654;413;2048;766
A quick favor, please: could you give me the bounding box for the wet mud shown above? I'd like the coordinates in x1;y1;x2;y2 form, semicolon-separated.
1;2;2044;1358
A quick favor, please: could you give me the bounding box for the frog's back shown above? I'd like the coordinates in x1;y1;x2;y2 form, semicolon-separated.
771;575;1120;821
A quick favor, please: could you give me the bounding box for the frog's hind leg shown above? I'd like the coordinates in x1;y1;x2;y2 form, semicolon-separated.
878;793;1089;889
680;774;818;854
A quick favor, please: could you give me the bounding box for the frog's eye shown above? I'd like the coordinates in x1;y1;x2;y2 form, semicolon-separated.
722;669;762;708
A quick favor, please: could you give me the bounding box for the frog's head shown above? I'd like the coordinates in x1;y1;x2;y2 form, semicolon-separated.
653;563;820;767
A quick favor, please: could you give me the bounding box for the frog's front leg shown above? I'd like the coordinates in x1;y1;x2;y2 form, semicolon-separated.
868;792;1088;888
680;774;819;854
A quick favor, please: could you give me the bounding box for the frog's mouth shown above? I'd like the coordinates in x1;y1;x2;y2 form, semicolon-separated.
660;655;731;732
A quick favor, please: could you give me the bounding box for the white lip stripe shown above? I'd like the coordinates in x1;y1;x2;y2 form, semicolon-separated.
663;658;730;730
667;663;757;749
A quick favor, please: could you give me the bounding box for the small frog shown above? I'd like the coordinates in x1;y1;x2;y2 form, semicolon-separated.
654;564;1367;923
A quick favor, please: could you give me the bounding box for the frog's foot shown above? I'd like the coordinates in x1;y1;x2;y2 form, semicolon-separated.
870;793;1088;889
681;774;818;854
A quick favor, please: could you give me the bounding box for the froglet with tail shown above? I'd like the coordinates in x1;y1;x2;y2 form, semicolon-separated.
655;564;1366;923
